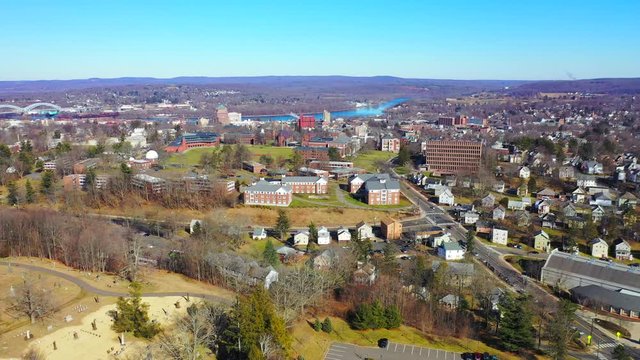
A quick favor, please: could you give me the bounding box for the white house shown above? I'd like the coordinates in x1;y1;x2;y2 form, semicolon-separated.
576;175;597;189
533;230;551;252
355;221;374;240
429;232;452;248
571;187;587;204
491;228;508;245
519;166;531;179
463;211;480;225
252;227;267;240
438;241;465;261
293;230;310;246
589;238;609;258
435;186;455;206
317;226;331;245
508;200;526;211
614;239;633;261
337;227;352;242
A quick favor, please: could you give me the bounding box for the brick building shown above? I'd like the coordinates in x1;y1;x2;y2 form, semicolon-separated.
243;180;292;207
380;135;400;153
348;173;400;205
132;174;167;196
164;132;220;153
298;115;316;130
217;105;229;125
381;218;403;240
281;176;328;194
296;146;330;162
424;140;482;174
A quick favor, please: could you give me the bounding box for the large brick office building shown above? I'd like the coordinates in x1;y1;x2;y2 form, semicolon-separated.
424;140;482;174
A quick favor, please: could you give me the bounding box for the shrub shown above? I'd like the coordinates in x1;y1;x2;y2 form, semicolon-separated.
322;317;333;333
313;318;322;332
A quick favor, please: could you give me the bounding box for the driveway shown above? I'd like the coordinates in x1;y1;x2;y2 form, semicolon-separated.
325;342;462;360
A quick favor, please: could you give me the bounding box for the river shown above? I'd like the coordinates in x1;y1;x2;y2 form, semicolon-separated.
241;97;409;122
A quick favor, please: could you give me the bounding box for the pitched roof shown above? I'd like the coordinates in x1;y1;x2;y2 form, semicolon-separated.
571;285;640;313
245;179;292;193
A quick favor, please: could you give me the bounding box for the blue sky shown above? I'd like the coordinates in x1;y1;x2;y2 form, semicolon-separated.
1;0;638;81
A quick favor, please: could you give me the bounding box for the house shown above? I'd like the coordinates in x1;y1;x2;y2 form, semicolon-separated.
481;194;496;208
353;263;377;285
293;230;310;246
435;186;455;206
540;213;557;229
535;199;552;215
438;241;465;261
566;215;586;229
536;188;557;200
618;192;639;209
463;211;480;225
581;161;604;175
243;180;293;207
355;222;374;240
614;239;633;261
508;200;526;211
475;221;493;234
590;193;613;207
429;232;452;248
439;294;460;309
337;227;352;242
561;202;578;218
492;205;506;220
317;226;331;245
558;166;576;180
517;184;529;197
493;181;506;193
313;249;340;269
571;187;587;204
533;230;551;252
591;205;606;223
252;227;267;240
381;218;403;240
589;238;609;258
519;166;531;179
491;228;508;245
276;246;303;262
206;252;278;289
576;174;598;188
515;211;531;227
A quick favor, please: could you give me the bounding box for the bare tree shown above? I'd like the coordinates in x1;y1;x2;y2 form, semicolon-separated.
157;303;220;360
21;347;46;360
10;277;54;324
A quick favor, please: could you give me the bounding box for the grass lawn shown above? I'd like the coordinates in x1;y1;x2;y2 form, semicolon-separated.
238;237;283;260
352;151;396;172
291;316;522;360
247;145;294;161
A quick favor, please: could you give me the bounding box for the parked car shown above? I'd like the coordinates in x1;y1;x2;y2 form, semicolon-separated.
474;353;483;360
629;263;640;267
461;353;474;360
378;338;389;348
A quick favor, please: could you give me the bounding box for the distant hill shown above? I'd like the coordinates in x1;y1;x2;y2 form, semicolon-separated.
0;76;525;94
505;78;640;95
0;76;638;96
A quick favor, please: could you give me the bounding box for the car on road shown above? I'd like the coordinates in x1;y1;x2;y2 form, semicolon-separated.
378;338;389;348
629;263;640;267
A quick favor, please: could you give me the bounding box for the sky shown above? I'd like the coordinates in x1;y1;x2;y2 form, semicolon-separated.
1;0;639;81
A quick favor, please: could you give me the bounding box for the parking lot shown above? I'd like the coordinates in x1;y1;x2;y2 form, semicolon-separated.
325;342;462;360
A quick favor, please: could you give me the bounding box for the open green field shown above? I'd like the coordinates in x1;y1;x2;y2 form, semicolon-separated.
162;145;294;167
292;316;522;360
352;150;396;172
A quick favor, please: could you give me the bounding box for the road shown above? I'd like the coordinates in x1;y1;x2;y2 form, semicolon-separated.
325;342;462;360
0;261;232;305
396;178;638;359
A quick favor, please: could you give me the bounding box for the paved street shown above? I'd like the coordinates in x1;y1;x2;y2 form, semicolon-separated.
325;342;462;360
396;178;640;359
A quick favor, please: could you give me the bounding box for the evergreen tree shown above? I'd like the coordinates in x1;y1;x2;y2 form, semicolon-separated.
497;293;534;352
327;147;341;161
308;222;318;244
313;319;322;332
612;345;632;360
108;282;161;339
381;242;399;274
263;239;279;267
546;299;578;360
7;181;18;205
384;305;402;329
222;287;290;359
527;177;537;194
289;150;304;170
582;217;598;240
275;210;290;242
321;317;333;333
25;180;35;203
397;146;411;166
40;170;54;195
465;230;476;254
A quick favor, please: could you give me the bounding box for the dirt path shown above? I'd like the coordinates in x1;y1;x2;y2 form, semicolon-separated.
0;261;232;304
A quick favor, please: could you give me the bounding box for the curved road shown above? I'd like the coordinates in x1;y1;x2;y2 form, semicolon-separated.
0;261;232;305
